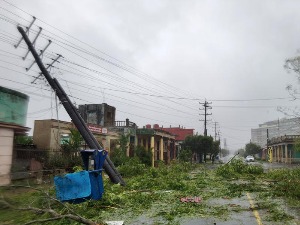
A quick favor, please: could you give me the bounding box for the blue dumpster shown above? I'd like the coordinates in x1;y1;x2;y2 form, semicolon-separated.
54;149;107;203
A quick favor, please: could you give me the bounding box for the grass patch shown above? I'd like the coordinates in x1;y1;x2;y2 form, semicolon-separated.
265;168;300;199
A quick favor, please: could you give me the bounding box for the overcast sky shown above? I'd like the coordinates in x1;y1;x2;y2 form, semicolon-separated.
1;0;300;151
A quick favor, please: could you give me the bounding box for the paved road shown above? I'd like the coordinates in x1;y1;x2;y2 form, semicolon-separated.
181;193;280;225
260;161;300;171
130;161;300;225
181;161;300;225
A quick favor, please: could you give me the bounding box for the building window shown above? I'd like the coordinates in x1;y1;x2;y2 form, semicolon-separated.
60;134;70;145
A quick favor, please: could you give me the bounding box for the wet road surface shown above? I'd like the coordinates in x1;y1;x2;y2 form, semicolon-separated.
181;161;300;225
130;161;300;225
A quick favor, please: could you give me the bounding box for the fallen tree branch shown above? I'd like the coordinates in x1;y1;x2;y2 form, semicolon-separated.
24;217;64;225
126;189;153;193
7;185;86;220
0;199;102;225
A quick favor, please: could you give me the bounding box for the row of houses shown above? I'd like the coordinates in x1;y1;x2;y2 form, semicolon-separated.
0;86;194;185
32;117;193;166
2;85;300;185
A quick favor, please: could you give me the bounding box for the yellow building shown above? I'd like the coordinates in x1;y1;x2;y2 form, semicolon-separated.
33;119;119;153
136;126;176;167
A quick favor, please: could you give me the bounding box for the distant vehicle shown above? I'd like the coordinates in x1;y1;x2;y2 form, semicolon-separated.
245;155;255;162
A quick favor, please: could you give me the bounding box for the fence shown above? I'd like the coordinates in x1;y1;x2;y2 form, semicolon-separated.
114;119;137;128
10;148;81;183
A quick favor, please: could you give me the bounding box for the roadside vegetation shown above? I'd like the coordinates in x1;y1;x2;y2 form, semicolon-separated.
3;133;299;224
1;157;300;225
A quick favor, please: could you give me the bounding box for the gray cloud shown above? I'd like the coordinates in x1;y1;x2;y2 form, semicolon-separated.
1;0;300;150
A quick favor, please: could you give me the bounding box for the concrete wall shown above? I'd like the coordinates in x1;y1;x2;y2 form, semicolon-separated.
78;103;116;127
33;120;74;150
0;128;14;185
33;120;52;149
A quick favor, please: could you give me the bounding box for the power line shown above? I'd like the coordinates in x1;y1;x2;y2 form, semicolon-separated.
0;2;204;104
1;4;293;105
56;77;198;119
210;97;293;102
0;51;199;119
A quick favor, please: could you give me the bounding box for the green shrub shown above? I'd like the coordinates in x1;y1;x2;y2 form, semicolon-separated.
266;168;300;199
118;157;148;177
178;148;192;162
216;158;263;179
45;154;82;171
110;147;128;167
134;145;152;166
245;164;264;174
14;135;33;145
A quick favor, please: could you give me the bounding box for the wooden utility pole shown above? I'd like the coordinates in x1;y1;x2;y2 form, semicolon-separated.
199;101;212;136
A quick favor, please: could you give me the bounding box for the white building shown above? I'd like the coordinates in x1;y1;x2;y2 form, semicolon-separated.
251;117;300;147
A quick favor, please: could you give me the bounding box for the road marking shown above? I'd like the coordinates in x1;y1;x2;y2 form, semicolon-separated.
246;192;263;225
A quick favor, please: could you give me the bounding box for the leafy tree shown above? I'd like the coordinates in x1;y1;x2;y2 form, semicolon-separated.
44;129;83;171
293;138;300;152
211;140;220;156
110;134;130;167
182;134;213;163
118;133;130;152
14;135;33;145
61;128;83;156
199;136;213;162
182;135;200;161
110;147;128;167
209;140;220;162
135;145;152;166
182;135;196;152
178;147;193;162
245;142;261;156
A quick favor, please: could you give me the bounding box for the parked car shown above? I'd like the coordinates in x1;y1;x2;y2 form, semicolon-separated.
245;155;255;162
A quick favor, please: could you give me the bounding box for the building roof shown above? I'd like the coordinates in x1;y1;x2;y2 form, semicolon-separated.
0;122;30;135
160;127;194;141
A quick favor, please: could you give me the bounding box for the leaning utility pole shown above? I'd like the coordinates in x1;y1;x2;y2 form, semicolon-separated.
17;26;125;186
199;101;212;136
